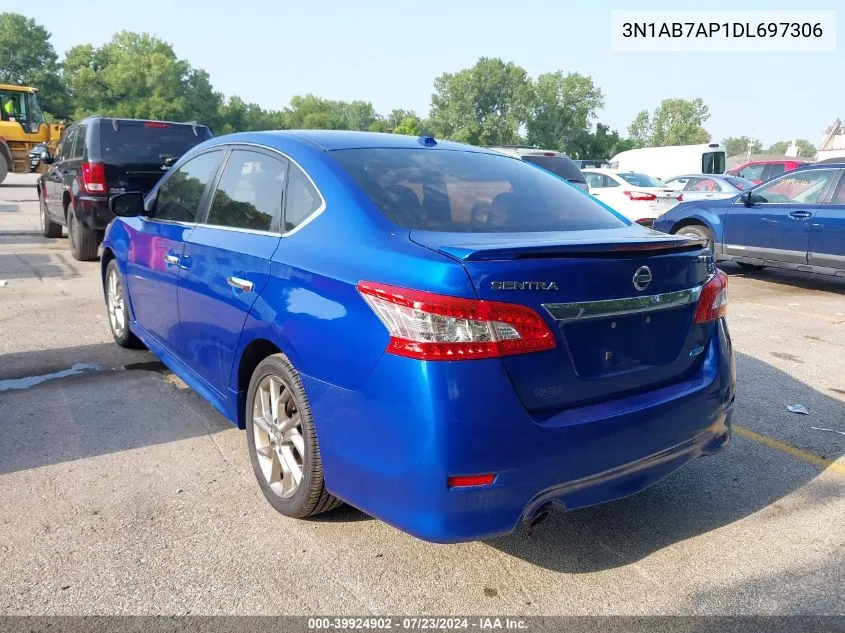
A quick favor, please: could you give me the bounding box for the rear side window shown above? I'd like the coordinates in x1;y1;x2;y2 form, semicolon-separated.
69;125;86;159
155;150;222;223
737;164;767;181
767;163;786;177
100;121;213;166
284;166;322;232
330;148;626;233
521;155;586;183
206;150;288;232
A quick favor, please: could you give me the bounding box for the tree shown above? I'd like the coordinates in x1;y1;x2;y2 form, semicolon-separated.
430;57;533;146
526;72;603;152
723;136;763;157
393;116;422;136
628;98;711;147
0;13;69;118
569;124;635;160
767;139;817;157
62;32;221;125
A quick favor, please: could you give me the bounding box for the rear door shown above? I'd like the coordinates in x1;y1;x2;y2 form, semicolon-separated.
723;168;840;264
808;169;845;271
98;120;214;196
124;149;224;350
175;147;289;394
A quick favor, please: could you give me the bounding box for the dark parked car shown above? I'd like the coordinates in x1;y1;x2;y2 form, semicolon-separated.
654;163;845;276
37;116;213;260
102;130;735;543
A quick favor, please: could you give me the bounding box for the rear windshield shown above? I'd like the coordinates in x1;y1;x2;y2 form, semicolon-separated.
521;155;586;182
702;151;726;174
330;148;626;233
618;172;665;187
725;176;754;190
99;121;213;165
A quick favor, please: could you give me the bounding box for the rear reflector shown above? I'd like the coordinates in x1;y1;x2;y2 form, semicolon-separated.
694;269;728;323
448;474;496;488
624;191;657;201
677;194;684;202
357;281;556;360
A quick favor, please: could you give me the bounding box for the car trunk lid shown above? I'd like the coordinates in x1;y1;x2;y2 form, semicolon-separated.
410;228;715;411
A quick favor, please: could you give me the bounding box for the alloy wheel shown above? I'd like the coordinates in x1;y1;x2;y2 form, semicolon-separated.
251;375;305;499
106;267;126;337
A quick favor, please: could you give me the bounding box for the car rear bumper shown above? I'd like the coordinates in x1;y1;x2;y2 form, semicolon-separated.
73;196;113;230
303;319;735;544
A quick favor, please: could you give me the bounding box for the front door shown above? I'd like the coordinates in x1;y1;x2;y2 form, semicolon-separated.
808;169;845;271
124;149;224;350
176;147;288;394
723;168;840;264
43;127;75;219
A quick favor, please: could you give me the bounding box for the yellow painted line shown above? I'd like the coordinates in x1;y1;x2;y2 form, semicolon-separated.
734;425;845;476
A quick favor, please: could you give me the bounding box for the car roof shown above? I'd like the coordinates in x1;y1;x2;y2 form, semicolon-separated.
237;130;502;154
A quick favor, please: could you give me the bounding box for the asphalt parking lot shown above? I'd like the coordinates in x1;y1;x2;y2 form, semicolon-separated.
1;173;843;616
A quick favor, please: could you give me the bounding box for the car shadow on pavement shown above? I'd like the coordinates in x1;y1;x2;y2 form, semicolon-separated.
0;342;233;476
486;352;845;572
0;253;66;279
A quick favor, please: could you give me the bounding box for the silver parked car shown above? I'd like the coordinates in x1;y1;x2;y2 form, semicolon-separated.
662;174;755;202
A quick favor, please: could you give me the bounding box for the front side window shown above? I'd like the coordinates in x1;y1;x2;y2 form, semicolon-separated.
330;149;627;233
57;128;76;162
284;165;322;232
738;164;766;181
206;150;288;232
726;177;754;191
767;163;786;178
752;169;838;204
155;151;222;223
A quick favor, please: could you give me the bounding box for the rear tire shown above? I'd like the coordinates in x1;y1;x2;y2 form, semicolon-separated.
736;262;765;272
68;206;101;261
674;224;714;253
40;192;62;238
245;353;342;519
105;259;143;349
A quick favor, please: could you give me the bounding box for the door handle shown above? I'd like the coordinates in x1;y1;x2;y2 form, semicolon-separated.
227;276;254;292
164;254;180;266
789;211;812;219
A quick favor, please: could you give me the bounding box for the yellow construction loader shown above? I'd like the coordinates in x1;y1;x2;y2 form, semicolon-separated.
0;84;65;184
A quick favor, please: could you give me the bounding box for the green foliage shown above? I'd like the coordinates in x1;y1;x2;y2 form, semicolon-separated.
767;139;817;157
394;116;422;136
526;72;603;151
0;12;70;118
430;57;533;146
628;98;711;147
569;124;635;160
723;136;763;157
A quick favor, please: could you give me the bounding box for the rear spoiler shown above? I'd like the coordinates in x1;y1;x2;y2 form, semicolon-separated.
411;233;707;262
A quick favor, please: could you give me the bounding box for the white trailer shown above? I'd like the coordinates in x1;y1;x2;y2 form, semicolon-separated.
608;143;727;181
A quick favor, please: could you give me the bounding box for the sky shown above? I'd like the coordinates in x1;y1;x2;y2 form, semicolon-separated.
19;0;845;148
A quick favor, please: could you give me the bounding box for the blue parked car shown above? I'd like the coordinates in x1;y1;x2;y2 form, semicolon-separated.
654;163;845;276
102;131;735;543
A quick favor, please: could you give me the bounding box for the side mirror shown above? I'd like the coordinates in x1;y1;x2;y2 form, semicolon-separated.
40;150;53;164
740;191;753;206
110;192;146;218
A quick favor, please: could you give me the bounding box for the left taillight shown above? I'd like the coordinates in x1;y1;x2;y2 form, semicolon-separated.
81;162;106;194
694;269;728;323
357;281;556;361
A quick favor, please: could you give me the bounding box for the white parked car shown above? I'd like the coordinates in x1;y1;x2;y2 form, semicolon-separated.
582;169;684;226
662;174;756;202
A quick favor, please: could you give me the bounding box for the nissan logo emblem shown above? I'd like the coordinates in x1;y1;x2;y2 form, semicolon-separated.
632;266;652;291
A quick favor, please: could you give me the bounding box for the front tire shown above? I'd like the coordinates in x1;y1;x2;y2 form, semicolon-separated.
68;206;101;261
40;192;62;238
674;224;714;253
245;354;341;518
105;259;143;349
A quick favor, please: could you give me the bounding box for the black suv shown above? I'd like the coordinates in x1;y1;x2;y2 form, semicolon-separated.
37;117;214;260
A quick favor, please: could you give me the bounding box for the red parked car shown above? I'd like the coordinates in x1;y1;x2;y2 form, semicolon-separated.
729;159;810;184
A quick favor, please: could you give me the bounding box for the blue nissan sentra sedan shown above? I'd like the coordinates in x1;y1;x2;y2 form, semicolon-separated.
102;131;735;543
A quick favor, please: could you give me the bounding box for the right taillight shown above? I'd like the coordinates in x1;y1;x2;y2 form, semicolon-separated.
624;191;657;201
694;269;728;323
357;281;556;360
